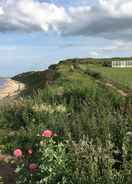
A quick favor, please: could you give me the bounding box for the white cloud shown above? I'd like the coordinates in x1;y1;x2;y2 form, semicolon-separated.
100;0;132;17
100;41;132;52
0;0;132;41
62;0;132;40
0;6;3;15
89;51;100;58
0;0;70;32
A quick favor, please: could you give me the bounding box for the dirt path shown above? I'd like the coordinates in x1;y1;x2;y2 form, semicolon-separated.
0;163;16;184
0;79;25;100
0;154;16;184
97;80;129;97
105;82;129;97
78;66;130;97
105;82;128;97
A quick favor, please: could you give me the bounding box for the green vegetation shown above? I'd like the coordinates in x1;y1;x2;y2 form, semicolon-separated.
80;64;132;90
0;58;132;183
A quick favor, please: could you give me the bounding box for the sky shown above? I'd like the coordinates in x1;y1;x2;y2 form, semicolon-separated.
0;0;132;76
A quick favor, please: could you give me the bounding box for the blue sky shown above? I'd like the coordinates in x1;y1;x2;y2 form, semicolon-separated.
0;0;132;76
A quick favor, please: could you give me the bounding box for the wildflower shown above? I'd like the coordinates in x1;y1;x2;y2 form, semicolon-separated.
126;131;132;136
29;163;37;173
32;103;66;114
40;141;45;146
32;104;54;113
13;148;22;158
41;130;53;138
56;105;66;113
28;148;33;155
53;133;57;137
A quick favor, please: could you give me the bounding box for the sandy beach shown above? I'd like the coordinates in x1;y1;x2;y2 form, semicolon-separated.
0;79;25;100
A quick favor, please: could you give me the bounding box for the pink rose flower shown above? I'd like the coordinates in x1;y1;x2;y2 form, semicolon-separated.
29;163;37;173
28;148;33;155
13;148;22;158
41;129;53;138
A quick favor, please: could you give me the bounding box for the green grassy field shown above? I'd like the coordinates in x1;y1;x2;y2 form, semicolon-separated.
79;63;132;90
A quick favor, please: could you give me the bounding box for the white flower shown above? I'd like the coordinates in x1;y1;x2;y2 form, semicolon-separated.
126;131;132;136
32;103;66;113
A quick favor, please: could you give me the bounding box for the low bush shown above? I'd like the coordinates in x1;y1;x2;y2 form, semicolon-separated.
85;69;102;80
14;130;132;184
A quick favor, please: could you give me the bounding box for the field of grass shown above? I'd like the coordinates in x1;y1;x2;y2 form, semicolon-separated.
0;58;132;184
80;63;132;90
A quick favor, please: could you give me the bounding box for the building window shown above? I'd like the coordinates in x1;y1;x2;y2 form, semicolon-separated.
112;60;132;67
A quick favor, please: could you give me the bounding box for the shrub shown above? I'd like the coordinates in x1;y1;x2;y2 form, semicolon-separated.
15;132;132;184
15;130;72;184
85;69;102;79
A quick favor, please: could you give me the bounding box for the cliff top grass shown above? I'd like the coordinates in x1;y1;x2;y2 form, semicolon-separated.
12;57;132;96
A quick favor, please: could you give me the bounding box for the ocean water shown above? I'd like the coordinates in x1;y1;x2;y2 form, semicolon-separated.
0;79;6;89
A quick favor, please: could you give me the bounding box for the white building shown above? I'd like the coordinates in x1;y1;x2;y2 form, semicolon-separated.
112;60;132;68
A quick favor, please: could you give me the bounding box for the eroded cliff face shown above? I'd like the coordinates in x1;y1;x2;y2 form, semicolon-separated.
0;79;25;100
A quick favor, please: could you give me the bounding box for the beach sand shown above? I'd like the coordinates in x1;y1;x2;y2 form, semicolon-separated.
0;79;25;100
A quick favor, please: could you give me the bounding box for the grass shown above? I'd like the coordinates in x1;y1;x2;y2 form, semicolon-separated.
80;63;132;90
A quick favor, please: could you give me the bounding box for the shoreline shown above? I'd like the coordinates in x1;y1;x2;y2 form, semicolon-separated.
0;79;25;100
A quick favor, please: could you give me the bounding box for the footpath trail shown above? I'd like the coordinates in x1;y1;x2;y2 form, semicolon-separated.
75;64;130;97
104;82;128;97
0;153;17;183
0;163;16;184
77;65;130;97
96;80;129;97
